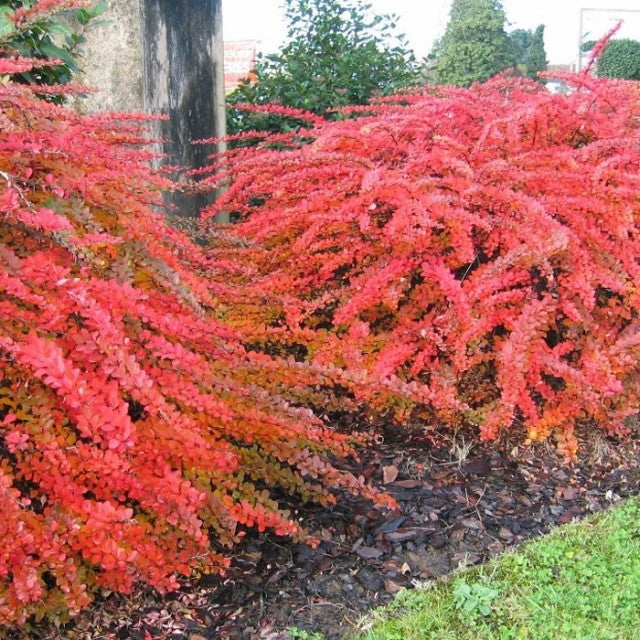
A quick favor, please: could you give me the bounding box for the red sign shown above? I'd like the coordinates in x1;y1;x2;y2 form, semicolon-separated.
224;40;257;93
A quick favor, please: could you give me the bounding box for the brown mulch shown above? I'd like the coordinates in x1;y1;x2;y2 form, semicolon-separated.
14;431;640;640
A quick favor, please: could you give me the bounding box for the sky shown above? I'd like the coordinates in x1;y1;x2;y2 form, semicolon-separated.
222;0;640;66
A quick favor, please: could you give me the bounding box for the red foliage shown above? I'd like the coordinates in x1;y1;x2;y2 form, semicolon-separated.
0;37;388;626
9;0;90;25
584;21;622;75
205;72;640;458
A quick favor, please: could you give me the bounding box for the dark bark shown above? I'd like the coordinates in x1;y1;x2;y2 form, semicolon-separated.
141;0;226;218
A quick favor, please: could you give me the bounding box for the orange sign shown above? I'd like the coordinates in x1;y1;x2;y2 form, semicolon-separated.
224;40;257;93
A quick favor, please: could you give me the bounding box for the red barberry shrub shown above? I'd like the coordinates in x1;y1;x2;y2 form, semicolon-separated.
204;72;640;458
0;8;389;627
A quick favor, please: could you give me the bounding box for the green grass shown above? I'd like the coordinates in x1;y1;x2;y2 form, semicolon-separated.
356;498;640;640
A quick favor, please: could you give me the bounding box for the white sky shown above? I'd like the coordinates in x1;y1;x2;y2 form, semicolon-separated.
222;0;640;66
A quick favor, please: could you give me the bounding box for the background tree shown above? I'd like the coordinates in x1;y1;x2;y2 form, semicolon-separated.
508;25;548;79
525;24;548;79
508;27;532;71
597;39;640;80
226;0;419;135
431;0;513;86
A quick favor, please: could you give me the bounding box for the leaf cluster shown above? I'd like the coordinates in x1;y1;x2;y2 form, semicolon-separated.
453;582;499;617
0;0;106;100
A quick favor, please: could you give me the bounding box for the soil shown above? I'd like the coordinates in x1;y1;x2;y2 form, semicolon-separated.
17;431;640;640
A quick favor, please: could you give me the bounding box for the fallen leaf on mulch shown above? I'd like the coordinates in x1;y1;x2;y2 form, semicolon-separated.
356;546;384;559
382;465;399;484
384;580;402;594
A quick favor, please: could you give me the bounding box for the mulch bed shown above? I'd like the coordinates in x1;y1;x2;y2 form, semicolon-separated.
17;431;640;640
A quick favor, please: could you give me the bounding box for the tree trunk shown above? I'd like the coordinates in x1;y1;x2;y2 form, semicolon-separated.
141;0;227;219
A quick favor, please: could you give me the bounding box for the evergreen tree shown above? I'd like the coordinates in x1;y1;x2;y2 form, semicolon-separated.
227;0;418;135
508;28;532;69
526;24;548;79
597;39;640;80
431;0;513;87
